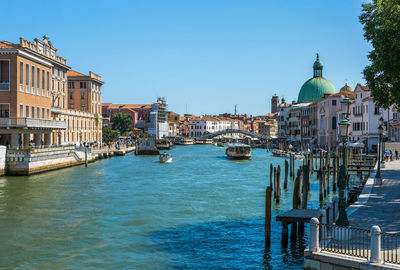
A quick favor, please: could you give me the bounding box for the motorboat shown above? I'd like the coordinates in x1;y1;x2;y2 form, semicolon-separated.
285;152;305;160
159;153;173;163
215;141;225;147
225;143;251;160
272;150;286;157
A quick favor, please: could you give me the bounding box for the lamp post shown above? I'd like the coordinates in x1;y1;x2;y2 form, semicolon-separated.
379;117;385;168
376;124;384;180
336;97;352;227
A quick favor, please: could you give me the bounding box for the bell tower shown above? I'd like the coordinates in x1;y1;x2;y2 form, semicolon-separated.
271;94;280;113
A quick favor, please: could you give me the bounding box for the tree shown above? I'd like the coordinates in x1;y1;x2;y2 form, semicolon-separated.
359;0;400;108
102;126;119;143
111;112;133;135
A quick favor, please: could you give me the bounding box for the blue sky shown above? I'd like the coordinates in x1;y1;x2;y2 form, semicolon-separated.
3;0;370;116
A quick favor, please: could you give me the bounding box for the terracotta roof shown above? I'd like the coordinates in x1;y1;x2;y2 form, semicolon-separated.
330;91;355;99
356;83;370;91
0;41;19;49
102;103;112;107
106;104;152;110
67;70;87;77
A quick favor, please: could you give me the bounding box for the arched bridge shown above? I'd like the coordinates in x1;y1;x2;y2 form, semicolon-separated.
199;129;269;140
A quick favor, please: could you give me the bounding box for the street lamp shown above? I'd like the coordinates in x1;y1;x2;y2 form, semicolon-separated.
336;97;352;227
379;117;385;168
376;124;384;180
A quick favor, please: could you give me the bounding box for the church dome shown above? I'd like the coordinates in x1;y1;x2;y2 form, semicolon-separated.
297;54;336;103
340;83;352;92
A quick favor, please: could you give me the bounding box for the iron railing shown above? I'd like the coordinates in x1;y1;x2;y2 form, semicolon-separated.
381;232;400;264
320;224;370;260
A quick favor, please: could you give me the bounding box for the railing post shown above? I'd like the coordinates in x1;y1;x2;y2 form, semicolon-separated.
370;225;382;264
310;217;320;252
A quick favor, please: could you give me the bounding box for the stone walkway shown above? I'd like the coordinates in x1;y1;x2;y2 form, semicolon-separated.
348;159;400;233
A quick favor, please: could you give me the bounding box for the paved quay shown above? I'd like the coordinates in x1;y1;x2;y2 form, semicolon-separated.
348;159;400;233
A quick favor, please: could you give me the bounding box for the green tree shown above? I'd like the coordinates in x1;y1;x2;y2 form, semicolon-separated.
111;112;133;135
360;0;400;108
102;126;119;143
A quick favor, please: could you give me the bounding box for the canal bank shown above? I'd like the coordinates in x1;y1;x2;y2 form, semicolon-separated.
0;145;334;269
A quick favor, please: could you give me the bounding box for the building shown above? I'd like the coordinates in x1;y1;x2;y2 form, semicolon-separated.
0;37;67;147
317;90;354;147
148;97;169;139
189;116;241;137
101;103;152;129
278;104;292;139
348;84;394;151
271;94;280;113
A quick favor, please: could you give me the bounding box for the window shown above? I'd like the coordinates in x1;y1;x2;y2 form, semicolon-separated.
37;107;40;119
63;97;65;108
0;60;10;91
31;66;35;94
374;105;380;115
42;108;45;119
46;109;49;119
46;72;50;97
52;79;55;90
68;82;74;89
81;91;85;99
332;100;337;106
42;70;45;96
80;82;87;88
19;62;24;91
0;104;9;118
69;91;73;99
26;64;29;92
31;106;35;118
36;68;40;95
20;104;23;117
26;105;30;118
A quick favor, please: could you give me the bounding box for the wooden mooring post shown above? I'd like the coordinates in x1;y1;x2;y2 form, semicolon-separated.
265;186;272;247
269;163;273;189
276;165;281;202
284;159;288;189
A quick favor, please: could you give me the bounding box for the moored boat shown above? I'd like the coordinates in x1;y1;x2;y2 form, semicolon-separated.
156;139;172;150
272;150;286;157
225;143;251;160
181;138;195;145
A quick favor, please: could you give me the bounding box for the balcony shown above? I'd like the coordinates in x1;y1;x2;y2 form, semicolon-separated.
0;82;10;91
0;118;66;129
51;106;63;114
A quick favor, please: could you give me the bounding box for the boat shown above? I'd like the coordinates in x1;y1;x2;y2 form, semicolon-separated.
135;138;160;155
225;143;251;160
196;138;213;144
156;139;172;150
159;153;173;163
181;138;195;145
215;141;225;147
272;149;286;157
285;152;305;160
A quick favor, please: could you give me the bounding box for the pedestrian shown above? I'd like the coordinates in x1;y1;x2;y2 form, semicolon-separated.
396;149;399;160
390;150;393;161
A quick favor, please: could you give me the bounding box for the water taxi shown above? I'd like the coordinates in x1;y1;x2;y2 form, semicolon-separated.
181;138;195;145
159;153;173;163
156;139;172;150
196;138;214;144
225;143;251;160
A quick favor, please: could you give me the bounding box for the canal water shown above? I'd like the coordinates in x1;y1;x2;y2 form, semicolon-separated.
0;145;335;269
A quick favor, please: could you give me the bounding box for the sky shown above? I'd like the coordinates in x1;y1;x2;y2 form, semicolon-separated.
2;0;371;116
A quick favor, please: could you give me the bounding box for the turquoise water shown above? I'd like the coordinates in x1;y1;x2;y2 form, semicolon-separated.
0;145;335;269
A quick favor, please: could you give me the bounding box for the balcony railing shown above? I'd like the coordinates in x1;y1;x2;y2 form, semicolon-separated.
0;118;66;129
0;82;10;91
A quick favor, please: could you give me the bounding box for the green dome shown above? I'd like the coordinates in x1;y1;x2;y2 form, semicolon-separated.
340;84;352;92
298;77;336;103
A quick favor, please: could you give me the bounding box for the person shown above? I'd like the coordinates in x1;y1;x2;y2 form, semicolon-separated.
396;149;399;160
390;150;393;161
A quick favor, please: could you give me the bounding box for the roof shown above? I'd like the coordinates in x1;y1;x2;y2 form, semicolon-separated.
298;77;336;103
0;41;18;50
67;70;87;77
106;104;152;110
355;83;370;91
330;90;355;99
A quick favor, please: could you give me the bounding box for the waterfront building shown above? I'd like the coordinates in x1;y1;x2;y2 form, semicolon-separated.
317;90;354;147
148;97;169;139
258;119;278;138
0;37;67;147
189;116;241;137
348;84;395;150
271;94;280;113
278;104;292;139
288;103;311;142
101;103;152;131
300;104;312;141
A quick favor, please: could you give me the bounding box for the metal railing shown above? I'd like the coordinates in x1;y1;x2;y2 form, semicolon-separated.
0;117;66;129
381;232;400;264
320;224;370;260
